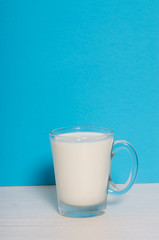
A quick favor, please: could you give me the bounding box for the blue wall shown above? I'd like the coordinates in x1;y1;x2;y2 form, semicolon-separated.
0;0;159;186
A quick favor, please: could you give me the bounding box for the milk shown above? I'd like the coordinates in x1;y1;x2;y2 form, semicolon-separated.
50;132;113;207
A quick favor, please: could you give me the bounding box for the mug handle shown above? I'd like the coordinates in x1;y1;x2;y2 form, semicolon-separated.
108;140;138;195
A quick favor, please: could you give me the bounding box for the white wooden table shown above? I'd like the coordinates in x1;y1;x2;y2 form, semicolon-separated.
0;184;159;240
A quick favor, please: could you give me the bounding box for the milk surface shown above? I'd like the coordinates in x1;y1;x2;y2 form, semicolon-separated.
51;132;113;206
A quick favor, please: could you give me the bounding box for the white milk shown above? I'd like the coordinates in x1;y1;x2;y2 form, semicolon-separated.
51;132;113;206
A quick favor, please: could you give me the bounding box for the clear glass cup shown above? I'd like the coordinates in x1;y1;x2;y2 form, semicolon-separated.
50;127;138;218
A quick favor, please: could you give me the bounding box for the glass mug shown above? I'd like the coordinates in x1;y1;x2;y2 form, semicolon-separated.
50;127;138;218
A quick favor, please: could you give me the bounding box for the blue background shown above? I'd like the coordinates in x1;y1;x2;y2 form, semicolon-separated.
0;0;159;186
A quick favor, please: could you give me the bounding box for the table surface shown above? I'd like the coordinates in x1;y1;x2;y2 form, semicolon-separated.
0;184;159;240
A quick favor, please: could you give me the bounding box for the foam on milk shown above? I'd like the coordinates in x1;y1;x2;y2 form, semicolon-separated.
51;132;113;206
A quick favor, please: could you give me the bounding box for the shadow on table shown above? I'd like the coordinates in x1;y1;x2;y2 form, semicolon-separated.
38;185;58;212
107;195;124;206
46;186;58;212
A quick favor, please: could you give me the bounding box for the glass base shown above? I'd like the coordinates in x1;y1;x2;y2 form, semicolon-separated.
58;201;106;218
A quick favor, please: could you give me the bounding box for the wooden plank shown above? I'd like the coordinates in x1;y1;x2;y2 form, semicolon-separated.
0;184;159;240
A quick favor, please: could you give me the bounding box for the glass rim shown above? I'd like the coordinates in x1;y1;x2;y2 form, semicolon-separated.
49;126;114;140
